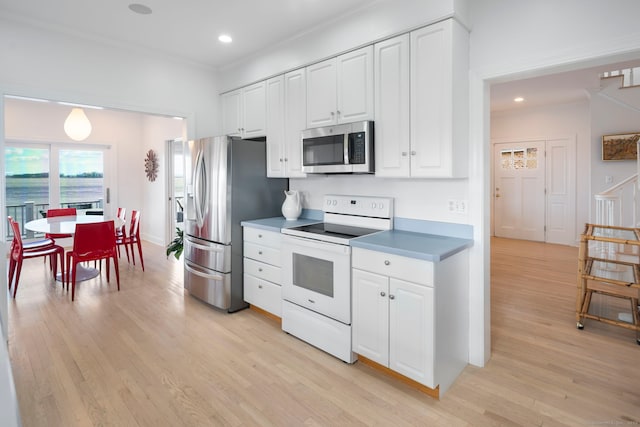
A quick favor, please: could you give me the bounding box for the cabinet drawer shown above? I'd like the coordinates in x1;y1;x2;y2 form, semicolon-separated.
244;242;281;266
352;247;433;287
243;274;282;317
243;227;281;248
244;258;281;284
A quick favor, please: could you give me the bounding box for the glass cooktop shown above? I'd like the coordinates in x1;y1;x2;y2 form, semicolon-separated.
287;222;381;240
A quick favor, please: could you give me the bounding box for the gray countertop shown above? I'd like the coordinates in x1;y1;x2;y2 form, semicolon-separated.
242;217;473;262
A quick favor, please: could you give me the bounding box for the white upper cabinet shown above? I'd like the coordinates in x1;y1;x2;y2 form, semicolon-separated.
222;81;267;139
283;69;307;177
375;19;468;178
409;19;468;178
242;81;267;139
374;34;411;177
266;70;307;178
306;45;373;128
266;75;285;177
221;89;242;137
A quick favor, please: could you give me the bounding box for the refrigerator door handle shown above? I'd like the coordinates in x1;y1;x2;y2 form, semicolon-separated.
193;148;207;228
185;262;225;281
187;241;226;252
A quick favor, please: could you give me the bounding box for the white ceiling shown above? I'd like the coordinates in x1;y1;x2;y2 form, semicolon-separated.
491;59;640;113
0;0;380;68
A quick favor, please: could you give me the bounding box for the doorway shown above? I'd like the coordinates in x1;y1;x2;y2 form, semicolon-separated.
166;139;185;247
493;137;576;246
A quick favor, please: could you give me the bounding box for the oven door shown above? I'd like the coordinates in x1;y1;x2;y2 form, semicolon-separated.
281;234;351;324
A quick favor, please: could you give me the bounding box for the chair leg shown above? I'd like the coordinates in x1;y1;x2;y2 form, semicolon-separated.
111;254;120;291
106;258;110;283
71;260;78;301
8;258;16;291
12;259;24;298
124;243;131;264
136;240;145;271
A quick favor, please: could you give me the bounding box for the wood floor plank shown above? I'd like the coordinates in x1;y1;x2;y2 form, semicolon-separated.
6;237;640;426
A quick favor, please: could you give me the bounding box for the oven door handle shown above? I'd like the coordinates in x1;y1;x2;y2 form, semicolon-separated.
283;235;351;254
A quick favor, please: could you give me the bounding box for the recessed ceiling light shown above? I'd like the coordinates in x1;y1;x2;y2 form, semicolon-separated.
218;34;233;43
128;3;152;15
514;97;524;103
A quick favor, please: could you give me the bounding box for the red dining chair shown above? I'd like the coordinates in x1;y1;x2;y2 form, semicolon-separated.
116;210;144;271
66;220;120;301
8;218;65;298
45;207;77;241
8;216;55;252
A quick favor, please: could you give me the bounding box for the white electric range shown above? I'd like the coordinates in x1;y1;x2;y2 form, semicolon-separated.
281;194;393;363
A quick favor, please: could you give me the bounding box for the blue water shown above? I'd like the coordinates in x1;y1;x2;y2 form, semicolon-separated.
6;177;103;228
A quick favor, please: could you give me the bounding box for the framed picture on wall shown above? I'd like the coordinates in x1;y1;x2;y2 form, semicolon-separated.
602;132;640;161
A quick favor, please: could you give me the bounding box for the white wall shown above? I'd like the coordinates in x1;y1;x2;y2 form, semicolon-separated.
141;115;185;245
0;16;220;138
491;101;591;240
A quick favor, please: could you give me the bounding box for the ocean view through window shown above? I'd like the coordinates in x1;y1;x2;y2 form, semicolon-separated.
6;145;105;239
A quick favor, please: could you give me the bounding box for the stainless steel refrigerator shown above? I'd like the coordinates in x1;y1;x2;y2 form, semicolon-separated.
184;136;288;312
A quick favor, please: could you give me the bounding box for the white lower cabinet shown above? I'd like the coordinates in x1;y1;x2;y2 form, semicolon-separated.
352;247;468;395
242;227;282;317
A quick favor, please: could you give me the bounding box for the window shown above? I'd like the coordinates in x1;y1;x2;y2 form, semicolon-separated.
5;143;109;239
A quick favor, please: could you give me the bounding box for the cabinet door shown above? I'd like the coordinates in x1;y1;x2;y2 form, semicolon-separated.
266;76;285;177
389;278;434;387
306;58;337;128
242;81;266;139
337;46;374;124
284;69;307;177
222;89;242;136
410;21;452;177
374;34;410;177
352;269;389;365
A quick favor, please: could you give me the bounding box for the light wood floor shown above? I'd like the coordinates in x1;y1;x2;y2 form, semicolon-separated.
7;238;640;426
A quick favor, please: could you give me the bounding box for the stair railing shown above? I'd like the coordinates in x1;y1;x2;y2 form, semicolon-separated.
594;173;639;259
601;67;640;88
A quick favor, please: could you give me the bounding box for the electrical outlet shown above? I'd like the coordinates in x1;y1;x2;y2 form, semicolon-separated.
448;199;457;212
457;200;467;214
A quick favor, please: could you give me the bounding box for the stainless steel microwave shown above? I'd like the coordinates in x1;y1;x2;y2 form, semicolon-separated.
301;121;374;174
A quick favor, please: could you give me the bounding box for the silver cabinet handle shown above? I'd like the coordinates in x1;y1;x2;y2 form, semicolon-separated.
380;291;386;297
389;294;395;300
284;158;288;162
258;234;262;238
258;268;263;272
411;151;416;156
401;152;408;157
336;110;341;115
330;111;335;116
384;260;390;266
258;284;263;289
258;251;263;255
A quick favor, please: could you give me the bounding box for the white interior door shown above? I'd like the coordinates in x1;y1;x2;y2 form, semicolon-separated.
545;137;576;245
494;141;546;241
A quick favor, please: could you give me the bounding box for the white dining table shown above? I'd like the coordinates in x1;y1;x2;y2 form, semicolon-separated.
24;215;125;282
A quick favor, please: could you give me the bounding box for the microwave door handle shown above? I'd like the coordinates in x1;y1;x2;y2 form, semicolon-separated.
343;133;350;164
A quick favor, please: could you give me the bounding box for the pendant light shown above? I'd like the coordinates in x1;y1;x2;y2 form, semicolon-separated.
64;107;92;141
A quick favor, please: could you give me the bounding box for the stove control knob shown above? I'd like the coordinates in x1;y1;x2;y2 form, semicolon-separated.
371;202;377;209
332;200;338;206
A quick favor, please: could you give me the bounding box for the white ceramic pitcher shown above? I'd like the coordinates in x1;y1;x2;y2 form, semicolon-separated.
282;190;302;221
